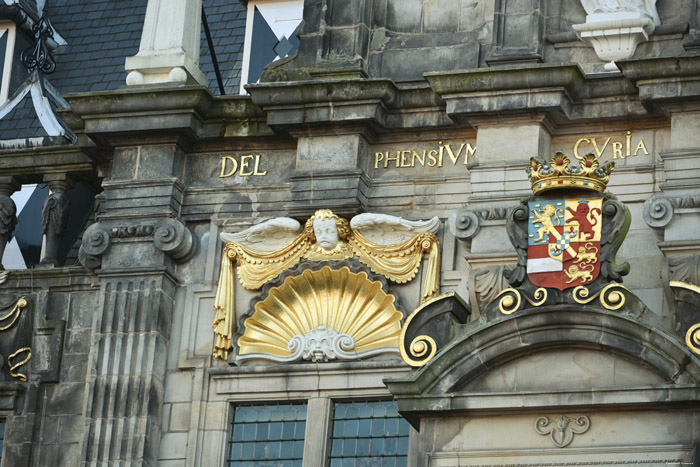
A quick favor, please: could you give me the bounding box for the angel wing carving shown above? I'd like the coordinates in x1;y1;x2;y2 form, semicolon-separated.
350;213;440;246
220;217;302;252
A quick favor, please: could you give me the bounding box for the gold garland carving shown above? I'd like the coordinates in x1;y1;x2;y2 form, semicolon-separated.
0;296;27;331
8;347;31;382
573;284;628;310
214;211;442;360
686;323;700;356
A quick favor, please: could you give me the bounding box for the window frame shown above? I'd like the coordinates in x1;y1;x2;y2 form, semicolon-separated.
327;399;410;467
238;0;303;95
0;22;17;105
210;361;416;467
227;401;309;465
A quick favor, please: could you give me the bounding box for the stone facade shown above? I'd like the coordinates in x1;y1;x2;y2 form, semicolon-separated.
0;0;699;466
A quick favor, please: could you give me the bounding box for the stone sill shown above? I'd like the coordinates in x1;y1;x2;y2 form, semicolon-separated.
210;359;409;377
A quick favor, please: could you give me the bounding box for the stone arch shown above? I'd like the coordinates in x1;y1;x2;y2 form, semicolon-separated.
399;305;700;397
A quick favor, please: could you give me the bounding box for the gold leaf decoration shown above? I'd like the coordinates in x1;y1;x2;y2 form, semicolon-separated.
237;266;402;359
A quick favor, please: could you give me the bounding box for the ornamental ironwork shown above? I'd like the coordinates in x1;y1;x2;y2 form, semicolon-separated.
21;13;57;74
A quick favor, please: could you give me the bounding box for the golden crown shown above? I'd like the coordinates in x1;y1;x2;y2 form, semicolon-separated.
527;152;614;195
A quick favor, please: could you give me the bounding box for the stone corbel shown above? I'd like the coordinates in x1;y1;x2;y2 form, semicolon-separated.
449;206;511;246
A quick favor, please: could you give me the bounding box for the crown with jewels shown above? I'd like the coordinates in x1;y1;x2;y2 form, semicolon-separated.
527;152;614;195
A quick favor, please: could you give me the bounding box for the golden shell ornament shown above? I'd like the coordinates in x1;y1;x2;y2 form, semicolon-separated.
236;265;403;364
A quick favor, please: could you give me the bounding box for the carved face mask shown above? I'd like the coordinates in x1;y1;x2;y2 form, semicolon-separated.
313;218;340;250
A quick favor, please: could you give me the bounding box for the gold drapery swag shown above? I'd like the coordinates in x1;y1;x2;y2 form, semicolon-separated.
212;230;440;360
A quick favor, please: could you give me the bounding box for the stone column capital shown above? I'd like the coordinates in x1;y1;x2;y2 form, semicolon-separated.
43;173;75;194
0;176;21;197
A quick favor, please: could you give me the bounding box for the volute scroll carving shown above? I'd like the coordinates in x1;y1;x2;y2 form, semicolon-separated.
153;218;197;262
449;208;480;241
79;218;196;271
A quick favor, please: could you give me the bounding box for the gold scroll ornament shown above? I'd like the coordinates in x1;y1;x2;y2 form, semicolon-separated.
213;210;441;360
0;296;32;381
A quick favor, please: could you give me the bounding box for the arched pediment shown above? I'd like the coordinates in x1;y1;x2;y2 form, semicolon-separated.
463;347;666;393
387;305;700;398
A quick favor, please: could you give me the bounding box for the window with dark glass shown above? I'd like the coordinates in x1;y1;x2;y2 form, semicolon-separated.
329;401;410;467
0;418;5;465
227;402;307;467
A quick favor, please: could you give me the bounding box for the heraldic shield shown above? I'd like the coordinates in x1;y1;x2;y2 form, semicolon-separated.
527;198;602;290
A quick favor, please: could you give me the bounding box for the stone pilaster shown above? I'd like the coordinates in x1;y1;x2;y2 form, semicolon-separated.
0;176;20;269
79;140;195;466
124;0;207;86
82;273;175;467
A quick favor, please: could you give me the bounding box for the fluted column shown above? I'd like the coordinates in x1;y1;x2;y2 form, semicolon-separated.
0;177;19;269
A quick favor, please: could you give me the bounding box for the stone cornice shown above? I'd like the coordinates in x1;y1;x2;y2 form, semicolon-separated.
617;56;700;106
62;86;272;144
424;63;653;123
246;79;399;130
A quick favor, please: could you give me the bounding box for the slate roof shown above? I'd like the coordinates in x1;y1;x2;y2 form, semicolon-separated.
0;90;48;139
200;0;247;95
49;0;147;94
0;0;247;141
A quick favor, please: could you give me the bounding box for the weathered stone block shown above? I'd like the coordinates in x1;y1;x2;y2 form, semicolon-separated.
423;0;459;33
386;0;422;32
381;44;480;82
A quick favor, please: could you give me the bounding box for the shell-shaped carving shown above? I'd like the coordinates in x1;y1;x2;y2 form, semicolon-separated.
238;265;402;357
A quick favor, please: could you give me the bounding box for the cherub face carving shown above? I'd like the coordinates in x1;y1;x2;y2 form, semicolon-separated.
313;218;340;250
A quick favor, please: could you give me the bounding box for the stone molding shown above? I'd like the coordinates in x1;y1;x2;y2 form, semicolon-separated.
79;218;196;271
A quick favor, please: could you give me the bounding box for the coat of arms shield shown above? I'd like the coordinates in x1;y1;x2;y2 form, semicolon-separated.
527;198;602;290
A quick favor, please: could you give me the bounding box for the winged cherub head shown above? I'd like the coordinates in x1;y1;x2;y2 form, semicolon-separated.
305;209;351;251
